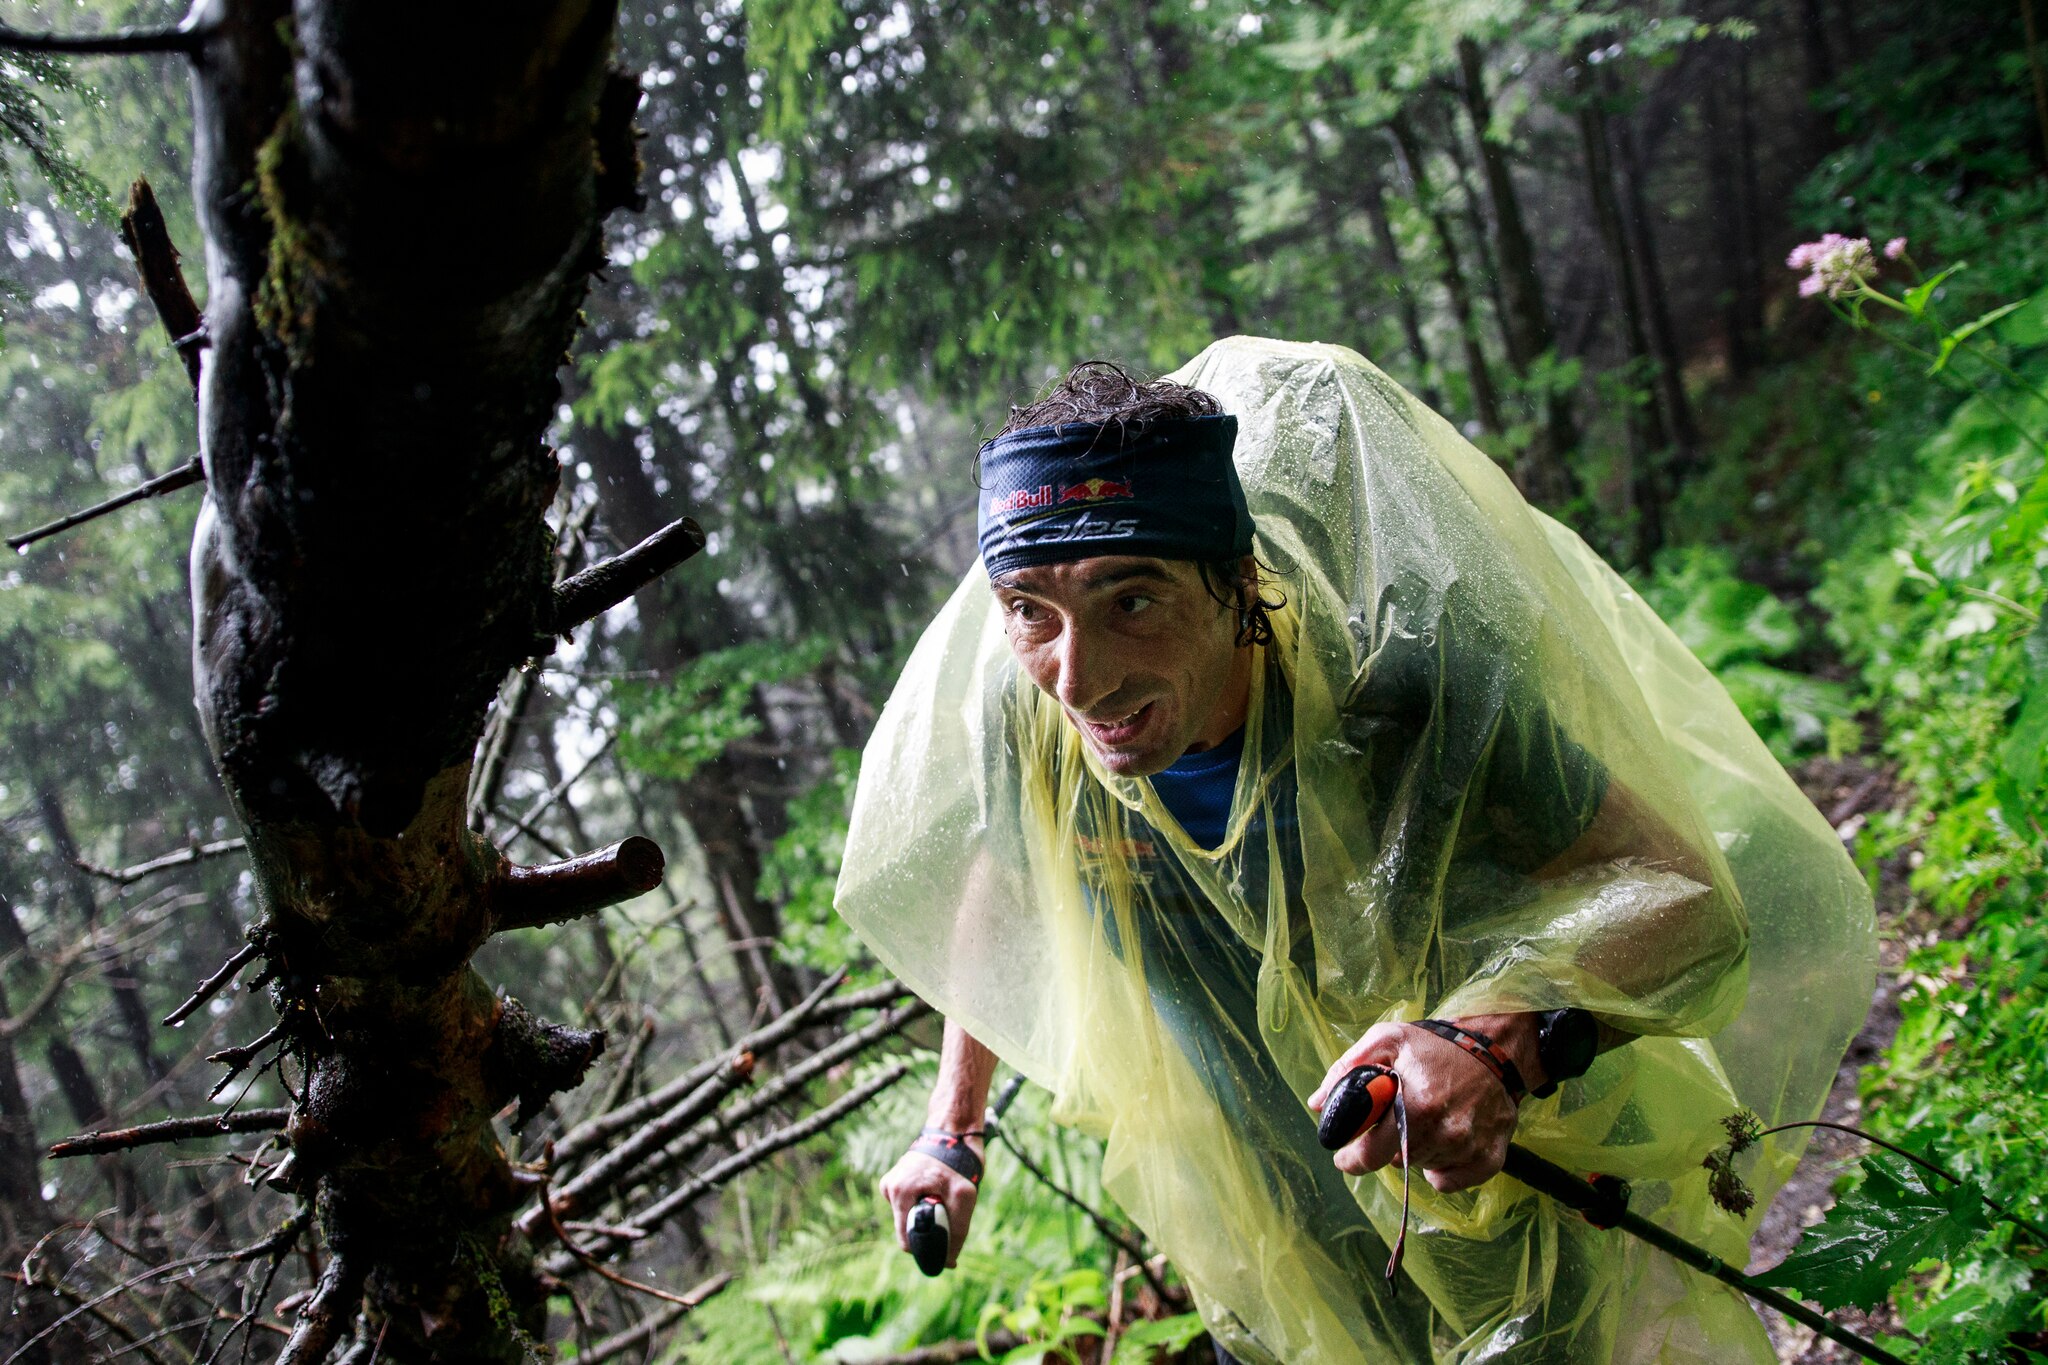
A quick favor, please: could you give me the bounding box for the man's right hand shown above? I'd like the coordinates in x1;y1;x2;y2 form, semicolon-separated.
879;1140;982;1268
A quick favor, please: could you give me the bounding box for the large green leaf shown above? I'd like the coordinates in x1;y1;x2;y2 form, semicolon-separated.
1995;612;2048;832
1753;1155;1992;1312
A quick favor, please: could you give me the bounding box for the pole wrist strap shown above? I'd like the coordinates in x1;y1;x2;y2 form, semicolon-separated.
1410;1018;1527;1100
911;1128;984;1185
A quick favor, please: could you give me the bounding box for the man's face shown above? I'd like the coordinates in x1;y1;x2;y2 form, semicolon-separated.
993;555;1251;778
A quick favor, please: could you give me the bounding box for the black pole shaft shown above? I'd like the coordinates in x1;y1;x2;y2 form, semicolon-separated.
1502;1146;1910;1365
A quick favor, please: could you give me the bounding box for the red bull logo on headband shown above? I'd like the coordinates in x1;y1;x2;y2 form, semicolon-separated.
987;484;1054;518
1058;477;1135;504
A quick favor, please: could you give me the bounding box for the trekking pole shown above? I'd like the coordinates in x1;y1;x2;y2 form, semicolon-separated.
1500;1145;1910;1365
906;1072;1027;1276
1317;1065;1912;1365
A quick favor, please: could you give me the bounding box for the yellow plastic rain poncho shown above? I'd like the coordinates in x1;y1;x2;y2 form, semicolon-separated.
835;337;1875;1362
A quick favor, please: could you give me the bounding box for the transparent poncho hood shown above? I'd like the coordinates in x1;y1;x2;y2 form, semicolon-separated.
836;338;1875;1363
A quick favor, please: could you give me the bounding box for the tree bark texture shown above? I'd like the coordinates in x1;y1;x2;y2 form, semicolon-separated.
181;1;649;1358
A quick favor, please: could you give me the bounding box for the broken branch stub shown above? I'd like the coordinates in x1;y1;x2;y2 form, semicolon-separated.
119;177;206;394
496;836;665;933
551;516;706;637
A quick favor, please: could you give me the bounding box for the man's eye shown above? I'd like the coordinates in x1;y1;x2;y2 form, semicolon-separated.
1118;595;1154;614
1007;599;1044;622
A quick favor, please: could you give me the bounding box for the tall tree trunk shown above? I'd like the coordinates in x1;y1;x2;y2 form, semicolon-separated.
1387;113;1505;437
1734;46;1768;357
1455;38;1581;504
177;2;660;1358
1702;74;1757;378
1797;0;1837;98
1439;121;1514;345
1573;65;1667;565
1610;82;1700;474
1356;157;1441;409
32;784;164;1084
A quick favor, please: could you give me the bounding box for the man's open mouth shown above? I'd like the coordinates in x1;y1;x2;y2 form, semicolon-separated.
1080;701;1154;748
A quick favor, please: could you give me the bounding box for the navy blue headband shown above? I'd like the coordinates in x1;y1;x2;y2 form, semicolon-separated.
975;414;1251;579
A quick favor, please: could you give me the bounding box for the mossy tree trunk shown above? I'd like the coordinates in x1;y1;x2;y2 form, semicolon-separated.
180;1;672;1359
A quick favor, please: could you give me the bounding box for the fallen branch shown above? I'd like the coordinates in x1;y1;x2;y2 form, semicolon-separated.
560;1062;912;1274
550;516;705;635
540;1166;731;1310
552;969;868;1161
118;178;205;393
7;458;205;553
75;838;247;887
163;942;262;1027
495;837;666;932
522;1049;759;1238
4;1208;306;1365
625;999;931;1196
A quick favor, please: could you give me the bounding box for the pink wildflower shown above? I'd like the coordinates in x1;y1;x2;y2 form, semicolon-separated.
1884;236;1908;260
1787;233;1877;299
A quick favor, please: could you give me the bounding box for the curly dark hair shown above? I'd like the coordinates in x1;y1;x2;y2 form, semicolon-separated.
997;360;1224;436
994;360;1284;647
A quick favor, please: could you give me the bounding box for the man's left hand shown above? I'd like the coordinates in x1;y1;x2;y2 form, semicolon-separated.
1307;1013;1545;1194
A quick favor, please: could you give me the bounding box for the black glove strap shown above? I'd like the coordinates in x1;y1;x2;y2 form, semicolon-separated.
1410;1018;1527;1101
910;1129;984;1185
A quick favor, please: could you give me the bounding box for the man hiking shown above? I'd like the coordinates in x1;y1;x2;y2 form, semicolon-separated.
834;337;1874;1363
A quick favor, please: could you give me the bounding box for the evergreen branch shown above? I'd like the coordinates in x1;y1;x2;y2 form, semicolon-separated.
5;457;204;553
53;1105;290;1162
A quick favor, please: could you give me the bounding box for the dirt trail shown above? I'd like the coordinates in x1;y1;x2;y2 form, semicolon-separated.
1748;757;1914;1362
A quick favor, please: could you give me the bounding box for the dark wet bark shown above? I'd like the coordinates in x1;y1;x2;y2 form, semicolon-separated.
177;1;655;1358
1455;38;1581;505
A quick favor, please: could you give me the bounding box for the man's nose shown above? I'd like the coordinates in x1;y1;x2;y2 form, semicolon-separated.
1053;626;1118;714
